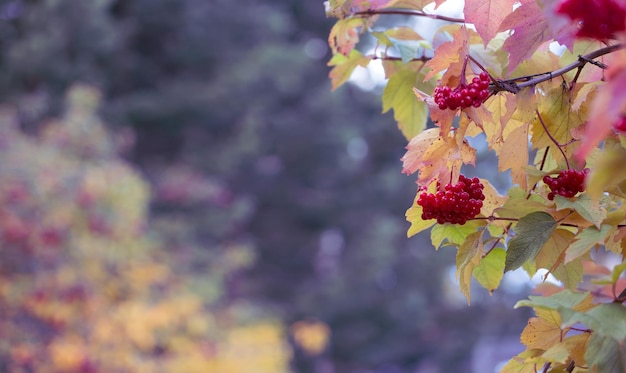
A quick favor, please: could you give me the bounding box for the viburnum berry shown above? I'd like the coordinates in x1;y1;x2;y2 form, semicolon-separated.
433;72;490;111
614;116;626;133
417;175;485;225
543;169;590;201
556;0;626;41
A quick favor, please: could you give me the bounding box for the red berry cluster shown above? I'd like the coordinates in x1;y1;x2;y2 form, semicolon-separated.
417;175;485;225
556;0;626;40
433;72;490;110
543;169;589;200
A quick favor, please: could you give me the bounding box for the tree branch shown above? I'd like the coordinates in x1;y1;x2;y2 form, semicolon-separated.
354;8;465;23
494;44;624;94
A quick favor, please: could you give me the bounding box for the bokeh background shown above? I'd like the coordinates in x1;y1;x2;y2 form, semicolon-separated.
0;1;535;372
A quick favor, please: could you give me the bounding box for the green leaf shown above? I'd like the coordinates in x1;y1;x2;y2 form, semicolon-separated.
328;49;370;91
456;231;484;303
382;69;428;141
534;229;581;289
494;186;547;220
406;202;435;238
560;303;626;342
473;247;505;294
514;290;590;310
505;212;557;272
430;220;483;248
586;333;626;373
564;224;612;263
554;194;607;228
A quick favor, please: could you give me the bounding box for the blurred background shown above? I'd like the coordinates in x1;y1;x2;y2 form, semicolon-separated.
0;0;534;372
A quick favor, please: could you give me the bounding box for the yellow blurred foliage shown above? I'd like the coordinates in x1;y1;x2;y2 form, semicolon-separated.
291;319;331;356
0;84;292;373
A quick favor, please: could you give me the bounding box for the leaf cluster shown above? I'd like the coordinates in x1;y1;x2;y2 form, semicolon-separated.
326;0;626;371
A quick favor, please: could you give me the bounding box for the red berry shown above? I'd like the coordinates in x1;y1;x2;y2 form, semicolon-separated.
417;176;485;225
556;0;626;40
433;73;491;111
543;168;589;200
614;117;626;133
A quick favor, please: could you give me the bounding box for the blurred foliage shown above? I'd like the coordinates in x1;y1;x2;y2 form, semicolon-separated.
0;1;532;372
0;85;291;373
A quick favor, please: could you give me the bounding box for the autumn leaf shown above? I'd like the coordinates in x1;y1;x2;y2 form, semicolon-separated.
480;93;529;188
498;0;550;73
564;224;612;264
479;178;507;217
473;247;505;294
575;53;626;162
531;85;587;159
328;17;372;55
456;230;484;303
534;229;582;289
553;194;607;229
430;220;484;248
585;333;626;373
328;49;371;91
423;27;468;83
401;128;476;188
406;182;437;238
464;0;516;46
520;316;563;350
383;68;429;140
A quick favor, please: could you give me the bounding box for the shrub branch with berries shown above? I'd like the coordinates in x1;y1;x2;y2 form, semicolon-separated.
326;0;626;371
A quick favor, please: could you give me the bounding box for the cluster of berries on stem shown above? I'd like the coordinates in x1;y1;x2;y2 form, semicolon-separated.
434;72;490;110
417;175;485;225
543;169;589;200
556;0;626;41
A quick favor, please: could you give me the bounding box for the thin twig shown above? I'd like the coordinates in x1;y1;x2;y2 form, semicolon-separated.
535;109;570;170
354;9;465;23
497;44;625;93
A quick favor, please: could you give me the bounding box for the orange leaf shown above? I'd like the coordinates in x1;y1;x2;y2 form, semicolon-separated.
401;128;476;188
424;27;468;83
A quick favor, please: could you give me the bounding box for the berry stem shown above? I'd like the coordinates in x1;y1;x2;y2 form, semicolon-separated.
495;44;623;94
535;109;570;169
460;56;469;85
467;55;492;81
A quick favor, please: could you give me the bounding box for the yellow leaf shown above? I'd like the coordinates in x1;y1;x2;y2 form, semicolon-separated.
456;231;484;303
328;49;370;91
520;317;563;350
562;333;590;366
406;182;437;238
531;85;587;160
382;68;429;140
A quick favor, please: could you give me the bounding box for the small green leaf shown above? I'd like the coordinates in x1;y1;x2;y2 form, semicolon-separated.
514;290;590;310
430;220;483;248
473;247;505;293
505;212;557;272
560;303;626;342
405;201;435;238
456;231;484;303
554;194;607;228
494;186;547;219
564;224;612;263
328;49;370;91
382;69;428;141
